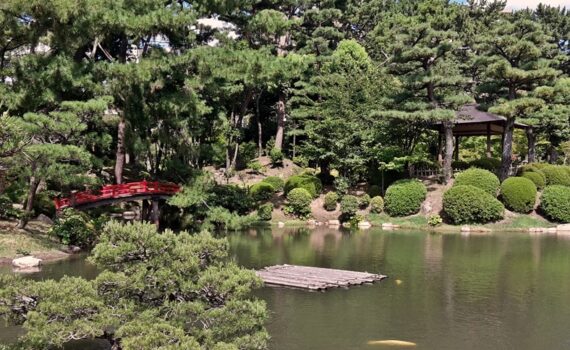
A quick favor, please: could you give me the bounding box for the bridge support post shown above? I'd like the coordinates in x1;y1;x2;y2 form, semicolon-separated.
151;199;160;227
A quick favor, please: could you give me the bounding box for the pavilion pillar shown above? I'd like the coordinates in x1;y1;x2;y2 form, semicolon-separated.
454;136;460;162
486;123;492;158
151;199;160;228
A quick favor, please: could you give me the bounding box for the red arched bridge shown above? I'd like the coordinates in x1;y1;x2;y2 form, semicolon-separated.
54;181;181;211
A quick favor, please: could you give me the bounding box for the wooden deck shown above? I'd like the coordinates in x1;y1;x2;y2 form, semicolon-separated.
256;264;387;291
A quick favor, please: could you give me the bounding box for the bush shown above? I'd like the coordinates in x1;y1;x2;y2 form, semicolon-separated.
247;160;264;173
469;158;501;172
0;195;20;219
49;208;97;247
522;171;546;190
269;148;284;167
384;179;427;217
428;214;443;227
204;206;259;231
368;185;382;197
285;188;313;218
359;194;371;209
210;185;254;215
500;177;537;213
284;174;322;198
340;195;359;219
454;168;500;196
541;185;570;223
452;160;470;171
261;176;285;192
292;156;308;168
370;196;384;214
257;203;273;221
249;182;275;202
542;165;570;186
443;185;504;224
333;176;350;196
323;192;339;211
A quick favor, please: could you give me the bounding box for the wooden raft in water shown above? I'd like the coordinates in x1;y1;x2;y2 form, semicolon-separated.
256;264;387;291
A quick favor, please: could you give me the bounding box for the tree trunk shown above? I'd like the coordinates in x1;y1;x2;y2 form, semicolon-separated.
256;91;263;157
274;92;286;150
151;199;160;228
443;121;454;184
549;145;559;164
17;175;40;229
499;117;515;181
526;127;536;163
115;117;126;185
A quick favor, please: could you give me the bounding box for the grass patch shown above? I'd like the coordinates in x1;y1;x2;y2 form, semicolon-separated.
485;214;555;230
0;230;61;259
367;213;428;228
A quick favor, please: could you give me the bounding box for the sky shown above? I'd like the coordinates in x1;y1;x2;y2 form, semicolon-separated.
505;0;570;9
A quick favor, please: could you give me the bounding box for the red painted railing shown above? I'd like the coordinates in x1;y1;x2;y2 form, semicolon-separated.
54;181;181;210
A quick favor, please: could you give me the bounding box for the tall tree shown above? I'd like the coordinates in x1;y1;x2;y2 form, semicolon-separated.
369;0;472;184
478;13;560;179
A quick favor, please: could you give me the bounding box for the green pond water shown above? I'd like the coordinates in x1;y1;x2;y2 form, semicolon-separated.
2;227;570;350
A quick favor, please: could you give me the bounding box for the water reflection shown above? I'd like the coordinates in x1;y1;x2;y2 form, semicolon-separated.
2;228;570;350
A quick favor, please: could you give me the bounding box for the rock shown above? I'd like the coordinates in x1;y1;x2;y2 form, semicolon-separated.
315;221;323;226
328;220;341;226
421;201;433;215
12;256;42;269
392;224;401;229
12;203;24;210
13;266;41;274
122;211;137;220
277;222;285;228
342;222;351;228
461;225;471;233
557;224;570;233
382;223;394;230
358;221;372;228
306;219;317;226
36;214;53;225
546;227;557;234
68;245;82;253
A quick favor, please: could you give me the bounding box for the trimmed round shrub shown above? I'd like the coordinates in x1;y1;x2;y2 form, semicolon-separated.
359;194;371;209
522;171;546;190
469;158;501;172
269;148;284;166
541;185;570;223
500;177;537;213
249;182;275;201
340;195;359;219
257;203;273;221
542;165;570;186
284;174;323;198
323;192;339;211
285;188;313;218
443;185;504;224
368;185;382;197
384;179;427;217
370;196;384;214
454;168;500;196
261;176;285;192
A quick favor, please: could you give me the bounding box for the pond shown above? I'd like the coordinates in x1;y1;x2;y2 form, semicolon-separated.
2;227;570;350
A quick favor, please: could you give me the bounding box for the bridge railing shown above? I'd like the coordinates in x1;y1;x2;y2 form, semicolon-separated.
54;181;181;210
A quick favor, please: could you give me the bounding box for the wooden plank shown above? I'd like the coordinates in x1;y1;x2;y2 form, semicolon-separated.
256;264;387;290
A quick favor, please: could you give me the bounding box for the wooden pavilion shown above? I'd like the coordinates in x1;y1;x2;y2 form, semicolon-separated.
431;104;529;161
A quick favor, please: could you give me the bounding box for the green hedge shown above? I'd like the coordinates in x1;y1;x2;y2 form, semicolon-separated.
257;203;273;221
500;177;537;213
542;165;570;186
384;179;427;217
541;185;570;223
285;188;313;218
340;195;359;219
370;196;384;214
454;168;500;196
469;158;501;172
324;192;339;211
522;171;546;190
249;182;275;201
261;176;285;192
284;174;323;198
443;185;504;224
